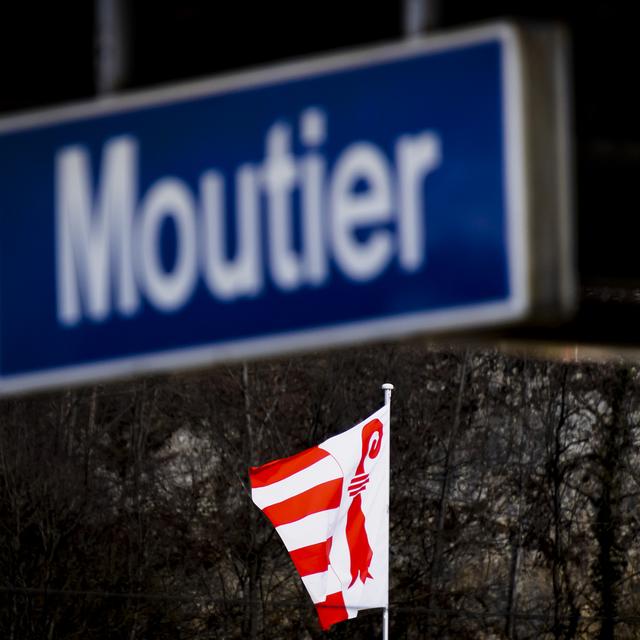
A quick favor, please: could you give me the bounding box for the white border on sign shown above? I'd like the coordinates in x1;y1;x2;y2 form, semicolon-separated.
1;299;525;395
0;22;530;394
501;24;529;326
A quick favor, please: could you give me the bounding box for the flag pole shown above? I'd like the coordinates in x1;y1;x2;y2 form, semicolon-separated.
382;382;394;640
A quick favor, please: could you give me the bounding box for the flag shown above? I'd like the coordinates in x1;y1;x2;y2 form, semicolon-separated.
249;404;389;630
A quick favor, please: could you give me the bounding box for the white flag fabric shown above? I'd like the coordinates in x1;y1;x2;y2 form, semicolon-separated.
249;404;389;630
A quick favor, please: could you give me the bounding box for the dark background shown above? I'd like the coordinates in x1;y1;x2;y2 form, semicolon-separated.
1;0;639;345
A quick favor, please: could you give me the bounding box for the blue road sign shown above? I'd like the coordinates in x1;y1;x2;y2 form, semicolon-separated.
0;23;564;393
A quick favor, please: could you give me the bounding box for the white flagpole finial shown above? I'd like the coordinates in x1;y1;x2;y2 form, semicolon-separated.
382;383;394;407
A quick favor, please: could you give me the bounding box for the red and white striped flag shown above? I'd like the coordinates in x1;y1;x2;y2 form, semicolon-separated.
249;404;389;630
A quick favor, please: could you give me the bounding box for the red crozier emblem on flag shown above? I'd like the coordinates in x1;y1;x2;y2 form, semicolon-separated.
249;406;389;630
346;418;383;587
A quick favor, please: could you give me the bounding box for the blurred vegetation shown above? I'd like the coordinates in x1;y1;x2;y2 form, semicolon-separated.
2;343;640;638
